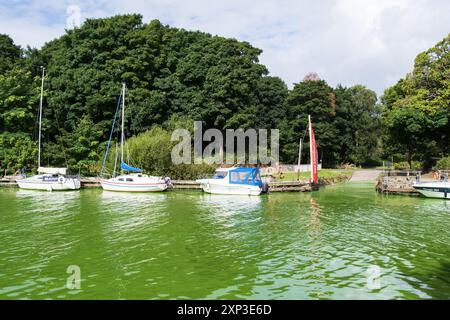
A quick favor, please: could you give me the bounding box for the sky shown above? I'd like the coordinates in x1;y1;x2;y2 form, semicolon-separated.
1;0;449;96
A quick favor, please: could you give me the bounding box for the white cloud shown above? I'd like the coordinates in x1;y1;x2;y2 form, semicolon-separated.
1;0;449;95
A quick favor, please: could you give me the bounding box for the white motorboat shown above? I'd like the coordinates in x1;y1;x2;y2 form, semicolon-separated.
16;67;80;191
99;83;170;192
196;167;266;196
413;181;450;199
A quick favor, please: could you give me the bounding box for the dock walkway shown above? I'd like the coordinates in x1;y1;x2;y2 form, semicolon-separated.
349;170;382;182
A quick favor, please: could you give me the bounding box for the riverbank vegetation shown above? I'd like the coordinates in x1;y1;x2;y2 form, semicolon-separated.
0;14;449;177
274;170;353;182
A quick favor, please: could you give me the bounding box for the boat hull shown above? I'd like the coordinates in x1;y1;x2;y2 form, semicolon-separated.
16;179;81;191
100;180;168;192
413;183;450;199
198;181;262;196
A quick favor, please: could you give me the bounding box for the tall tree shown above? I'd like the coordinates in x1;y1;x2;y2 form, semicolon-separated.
382;33;450;167
283;78;338;165
0;34;22;73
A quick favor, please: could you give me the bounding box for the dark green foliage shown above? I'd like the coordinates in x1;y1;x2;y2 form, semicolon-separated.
127;125;216;180
0;14;409;176
0;133;37;174
282;80;381;167
382;34;450;168
436;156;450;170
0;34;22;73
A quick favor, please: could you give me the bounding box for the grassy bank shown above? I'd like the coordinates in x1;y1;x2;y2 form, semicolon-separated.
269;169;354;182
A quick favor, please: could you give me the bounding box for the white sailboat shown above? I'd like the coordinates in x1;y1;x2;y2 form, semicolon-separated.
99;83;170;192
16;67;81;191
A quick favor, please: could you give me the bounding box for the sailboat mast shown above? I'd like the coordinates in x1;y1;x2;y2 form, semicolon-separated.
37;67;45;169
121;83;125;166
308;115;312;181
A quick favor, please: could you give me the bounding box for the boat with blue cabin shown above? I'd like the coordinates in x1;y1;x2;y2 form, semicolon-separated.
196;167;266;196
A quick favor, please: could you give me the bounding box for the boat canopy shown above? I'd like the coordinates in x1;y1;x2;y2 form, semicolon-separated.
228;167;262;187
120;162;142;172
38;167;67;175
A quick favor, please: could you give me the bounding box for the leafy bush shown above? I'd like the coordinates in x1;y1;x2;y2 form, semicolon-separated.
393;161;422;170
126;125;215;180
436;156;450;170
0;133;37;174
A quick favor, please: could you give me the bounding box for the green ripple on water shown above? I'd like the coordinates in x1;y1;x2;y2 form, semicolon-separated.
0;184;450;299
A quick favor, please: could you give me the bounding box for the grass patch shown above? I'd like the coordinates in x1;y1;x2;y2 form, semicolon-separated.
265;169;353;182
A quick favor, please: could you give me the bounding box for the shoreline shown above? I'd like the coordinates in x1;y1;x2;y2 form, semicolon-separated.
0;174;350;192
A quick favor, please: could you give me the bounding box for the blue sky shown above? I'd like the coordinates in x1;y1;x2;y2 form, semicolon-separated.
1;0;450;96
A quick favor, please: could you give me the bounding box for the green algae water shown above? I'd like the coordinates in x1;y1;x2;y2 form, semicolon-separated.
1;183;450;300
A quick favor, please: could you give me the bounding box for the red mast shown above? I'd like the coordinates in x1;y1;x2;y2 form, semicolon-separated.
308;115;318;184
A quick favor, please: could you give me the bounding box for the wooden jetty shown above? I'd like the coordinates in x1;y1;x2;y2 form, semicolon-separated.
375;170;420;196
0;176;18;187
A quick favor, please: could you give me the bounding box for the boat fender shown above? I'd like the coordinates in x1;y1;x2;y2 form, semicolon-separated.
262;182;269;193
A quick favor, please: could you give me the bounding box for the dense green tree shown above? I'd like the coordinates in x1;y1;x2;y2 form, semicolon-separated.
0;34;22;73
0;133;37;174
283;78;339;165
0;67;39;133
2;13;440;175
382;34;450;168
335;85;381;165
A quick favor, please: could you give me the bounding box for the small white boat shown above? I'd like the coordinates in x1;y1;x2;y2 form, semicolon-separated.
16;167;81;191
16;67;80;192
99;83;170;193
100;174;169;192
413;181;450;199
196;167;265;196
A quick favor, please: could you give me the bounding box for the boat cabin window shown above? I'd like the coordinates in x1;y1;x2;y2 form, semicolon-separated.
43;175;59;182
254;172;262;182
126;178;134;182
118;178;124;181
230;171;250;184
213;171;228;179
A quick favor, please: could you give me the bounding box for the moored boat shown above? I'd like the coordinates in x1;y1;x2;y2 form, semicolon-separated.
16;67;80;191
196;167;265;196
100;173;169;192
16;167;81;191
99;83;170;192
413;181;450;199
